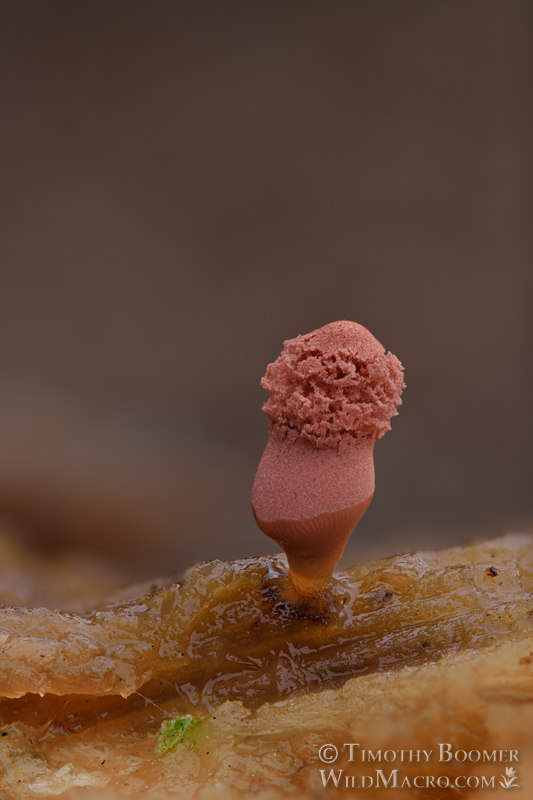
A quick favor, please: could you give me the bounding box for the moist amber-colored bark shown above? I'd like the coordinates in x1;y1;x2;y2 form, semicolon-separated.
0;534;532;798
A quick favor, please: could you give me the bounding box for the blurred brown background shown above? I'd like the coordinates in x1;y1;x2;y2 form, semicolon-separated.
0;1;531;581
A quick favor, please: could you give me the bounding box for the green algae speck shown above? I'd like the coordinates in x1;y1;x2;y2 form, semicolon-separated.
158;715;204;754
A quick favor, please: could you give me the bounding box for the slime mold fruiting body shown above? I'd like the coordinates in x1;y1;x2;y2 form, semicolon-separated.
252;320;404;596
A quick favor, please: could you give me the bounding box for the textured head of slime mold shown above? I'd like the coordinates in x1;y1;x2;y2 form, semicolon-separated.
252;320;404;596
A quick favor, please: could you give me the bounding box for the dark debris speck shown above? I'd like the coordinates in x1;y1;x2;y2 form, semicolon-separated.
272;601;326;623
262;585;279;604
